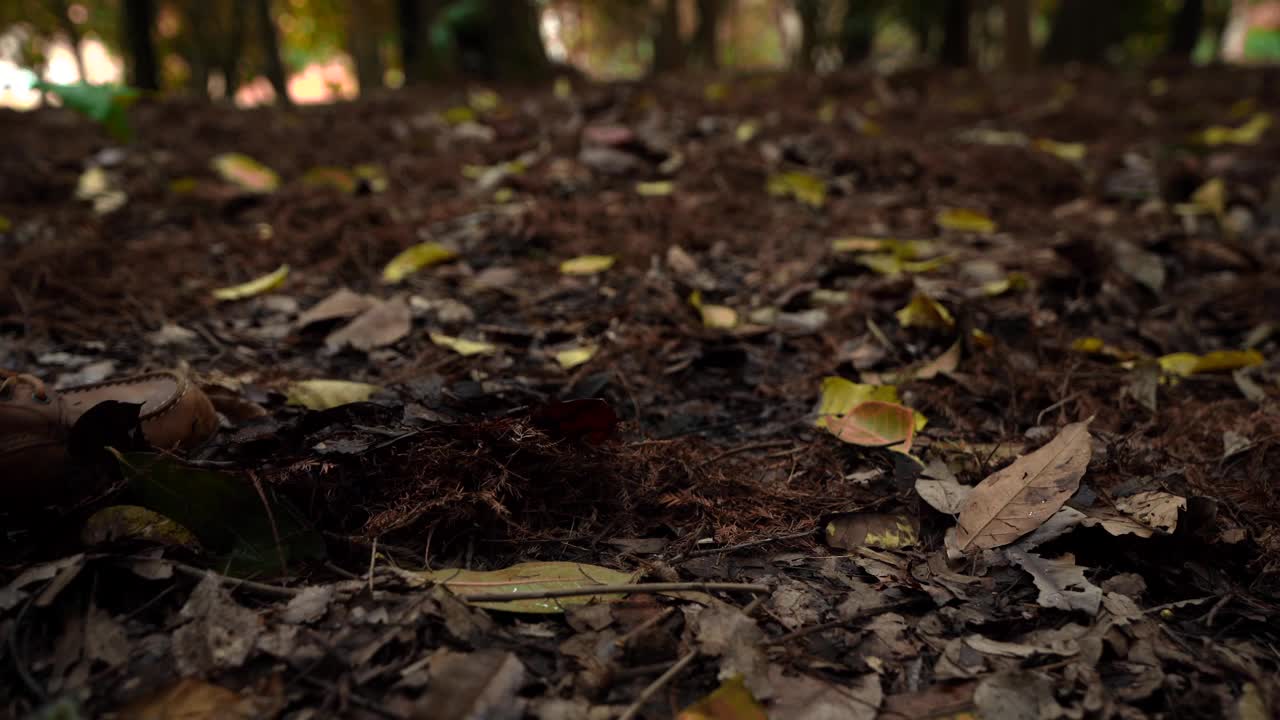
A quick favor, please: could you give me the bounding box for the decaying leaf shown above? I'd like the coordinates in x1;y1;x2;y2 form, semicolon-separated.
954;421;1093;553
295;287;378;328
895;293;955;330
677;675;767;720
416;650;525;720
118;677;262;720
324;296;412;351
212;264;289;301
825;512;919;550
285;379;382;410
1114;491;1186;534
824;401;917;453
768;670;881;720
767;171;827;208
936;208;996;234
559;255;616;275
430;332;498;356
410;561;639;613
210;152;280;194
382;242;458;283
1006;549;1102;615
82;505;200;549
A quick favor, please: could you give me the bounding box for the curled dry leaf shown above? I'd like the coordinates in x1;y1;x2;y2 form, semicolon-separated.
954;421;1092;553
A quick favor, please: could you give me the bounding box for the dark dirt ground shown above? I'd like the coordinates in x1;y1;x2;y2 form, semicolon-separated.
1;66;1279;719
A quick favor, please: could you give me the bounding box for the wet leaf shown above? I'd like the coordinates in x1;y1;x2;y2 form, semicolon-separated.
677;676;768;720
285;380;382;410
212;264;289;301
430;332;498;356
825;512;919;550
382;242;458;283
210;153;280;194
955;421;1092;553
936;208;996;234
767;171;827;208
895;293;955;330
824;401;917;453
554;344;597;370
416;562;639;613
116;453;325;577
635;180;674;196
559;255;616;275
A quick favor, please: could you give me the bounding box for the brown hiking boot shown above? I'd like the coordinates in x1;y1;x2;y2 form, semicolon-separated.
0;368;218;510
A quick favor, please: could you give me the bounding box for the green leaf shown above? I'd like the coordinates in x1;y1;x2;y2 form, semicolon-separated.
32;81;139;142
116;453;325;578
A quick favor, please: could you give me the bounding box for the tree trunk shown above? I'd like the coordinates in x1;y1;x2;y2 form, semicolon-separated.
840;0;878;66
349;0;385;93
121;0;159;90
691;0;723;69
398;0;446;84
252;0;292;107
1042;0;1128;64
939;0;970;67
1002;0;1032;70
486;0;551;81
221;1;247;98
52;0;88;82
652;0;685;74
796;0;821;70
1166;0;1204;60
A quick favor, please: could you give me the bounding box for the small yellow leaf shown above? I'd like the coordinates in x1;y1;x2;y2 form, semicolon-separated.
735;120;759;143
442;105;476;125
766;171;826;208
1148;77;1169;96
1198;112;1271;146
704;82;728;102
0;215;10;232
286;380;382;410
1033;138;1086;162
212;264;289;301
676;676;767;720
1157;352;1201;377
815;378;900;426
555;345;597;370
818;98;837;124
382;242;458;283
1071;337;1141;361
493;188;514;203
981;272;1029;296
895;293;955;330
1159;349;1264;377
430;333;497;356
635;180;674;196
83;505;200;548
468;87;500;112
560;255;616;275
937;208;996;234
971;328;995;348
210;153;280;194
826;512;919;550
554;76;573;99
1191;178;1226;218
809;289;850;306
857;253;948;277
700;305;739;329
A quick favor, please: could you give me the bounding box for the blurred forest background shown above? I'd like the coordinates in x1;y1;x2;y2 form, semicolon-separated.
2;0;1279;109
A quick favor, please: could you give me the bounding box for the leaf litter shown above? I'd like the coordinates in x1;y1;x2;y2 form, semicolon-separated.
1;67;1279;720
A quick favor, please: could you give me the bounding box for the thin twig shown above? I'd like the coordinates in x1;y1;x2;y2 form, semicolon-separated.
698;439;796;467
458;581;768;603
675;529;817;561
615;607;676;649
618;651;698;720
167;559;300;599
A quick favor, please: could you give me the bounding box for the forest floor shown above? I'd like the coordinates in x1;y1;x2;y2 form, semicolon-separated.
1;66;1279;719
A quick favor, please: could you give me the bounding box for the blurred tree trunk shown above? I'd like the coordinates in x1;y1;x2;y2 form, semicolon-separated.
840;0;878;66
652;0;685;74
1002;0;1032;70
222;2;246;98
121;0;159;89
398;0;444;84
349;0;385;93
1042;0;1131;64
796;0;821;70
690;0;723;69
939;0;970;67
488;0;551;81
252;0;292;106
182;0;210;97
50;0;87;81
1166;0;1204;60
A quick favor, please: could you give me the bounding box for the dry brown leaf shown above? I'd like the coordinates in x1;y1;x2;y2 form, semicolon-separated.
954;421;1092;553
324;295;412;352
1114;491;1185;534
415;649;526;720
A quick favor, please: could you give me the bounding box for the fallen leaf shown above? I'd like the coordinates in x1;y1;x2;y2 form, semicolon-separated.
915;341;962;379
554;344;597;370
1033;138;1086;162
82;505;200;549
768;670;881;720
815;378;900;427
295;287;378;328
973;671;1068;720
915;469;972;516
285;379;382;410
767;171;826;208
980;272;1029;297
382;242;458;283
301;166;356;193
1006;550;1102;615
824;401;917;453
1113;240;1166;293
895;293;955;330
689;290;739;329
212;265;289;301
1114;491;1186;534
635;180;674;196
118;677;260;720
430;332;498;356
677;675;767;720
75;165;127;214
412;562;639;613
936;208;996;234
825;512;919;550
1198;112;1271;146
324;296;412;352
955;421;1093;553
1158;349;1263;377
468;87;501;112
559;255;616;275
416;650;525;720
210;153;280;194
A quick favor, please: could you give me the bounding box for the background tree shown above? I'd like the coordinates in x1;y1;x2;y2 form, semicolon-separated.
252;0;292;105
689;0;724;68
1166;0;1205;59
348;0;387;92
1003;0;1032;70
121;0;158;89
652;0;685;73
939;0;970;67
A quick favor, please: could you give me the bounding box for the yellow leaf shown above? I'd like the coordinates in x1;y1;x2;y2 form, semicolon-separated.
442;105;476;125
895;293;955;330
824;400;917;453
212;264;289;301
286;380;382;410
735;120;759;143
635;180;674;196
937;208;996;234
815;377;901;426
1191;178;1226;218
555;345;597;370
83;505;200;549
701;305;739;329
704;82;728;102
430;333;497;356
0;215;9;232
468;87;500;112
1199;112;1271;146
831;236;891;253
554;76;573;99
766;171;826;208
381;242;457;283
1160;350;1264;377
301;166;357;193
411;561;639;613
1071;336;1141;361
809;289;850;306
559;255;616;275
493;188;514;203
210;152;280;194
826;512;919;549
818;98;837;124
1033;138;1086;162
981;272;1029;296
1148;77;1169;96
857;253;948;277
677;676;767;720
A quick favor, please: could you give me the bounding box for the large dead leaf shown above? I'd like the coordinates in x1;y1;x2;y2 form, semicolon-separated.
415;649;525;720
768;670;881;720
824;401;916;453
954;421;1092;553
